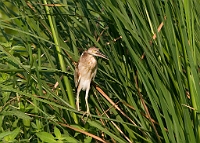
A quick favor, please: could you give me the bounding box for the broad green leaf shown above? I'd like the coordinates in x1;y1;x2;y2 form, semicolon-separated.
1;110;32;120
63;137;79;143
3;128;20;142
36;132;56;143
54;126;62;139
0;131;12;140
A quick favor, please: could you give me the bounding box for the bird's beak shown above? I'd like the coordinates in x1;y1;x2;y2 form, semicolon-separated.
97;51;109;60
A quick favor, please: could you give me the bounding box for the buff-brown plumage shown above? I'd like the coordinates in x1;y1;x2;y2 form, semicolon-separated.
74;47;108;115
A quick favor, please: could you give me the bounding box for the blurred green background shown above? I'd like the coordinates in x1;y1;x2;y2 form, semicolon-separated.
0;0;200;142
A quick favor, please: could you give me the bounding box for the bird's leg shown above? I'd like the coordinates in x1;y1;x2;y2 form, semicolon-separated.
81;86;91;121
76;86;81;111
85;87;90;115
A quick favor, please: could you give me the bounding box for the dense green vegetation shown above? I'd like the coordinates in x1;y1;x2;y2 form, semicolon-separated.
0;0;200;142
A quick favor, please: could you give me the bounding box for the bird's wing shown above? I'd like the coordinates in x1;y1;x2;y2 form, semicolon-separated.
92;66;97;80
74;64;80;88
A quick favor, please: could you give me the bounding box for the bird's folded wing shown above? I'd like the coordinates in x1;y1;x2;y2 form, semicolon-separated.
74;65;80;88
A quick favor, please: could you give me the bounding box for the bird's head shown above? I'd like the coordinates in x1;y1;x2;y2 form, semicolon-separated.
87;47;109;60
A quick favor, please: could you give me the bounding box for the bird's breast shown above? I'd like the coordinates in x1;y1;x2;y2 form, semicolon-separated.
79;55;97;70
77;54;98;90
87;56;97;69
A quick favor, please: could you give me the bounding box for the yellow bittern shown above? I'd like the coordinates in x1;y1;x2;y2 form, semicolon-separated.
74;47;108;116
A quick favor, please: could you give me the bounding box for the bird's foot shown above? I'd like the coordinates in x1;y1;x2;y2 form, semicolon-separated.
81;110;91;123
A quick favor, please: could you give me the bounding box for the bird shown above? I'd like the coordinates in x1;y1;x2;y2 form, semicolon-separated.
74;47;108;116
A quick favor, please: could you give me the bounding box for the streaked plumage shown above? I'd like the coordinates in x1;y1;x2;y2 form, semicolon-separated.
74;47;108;115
